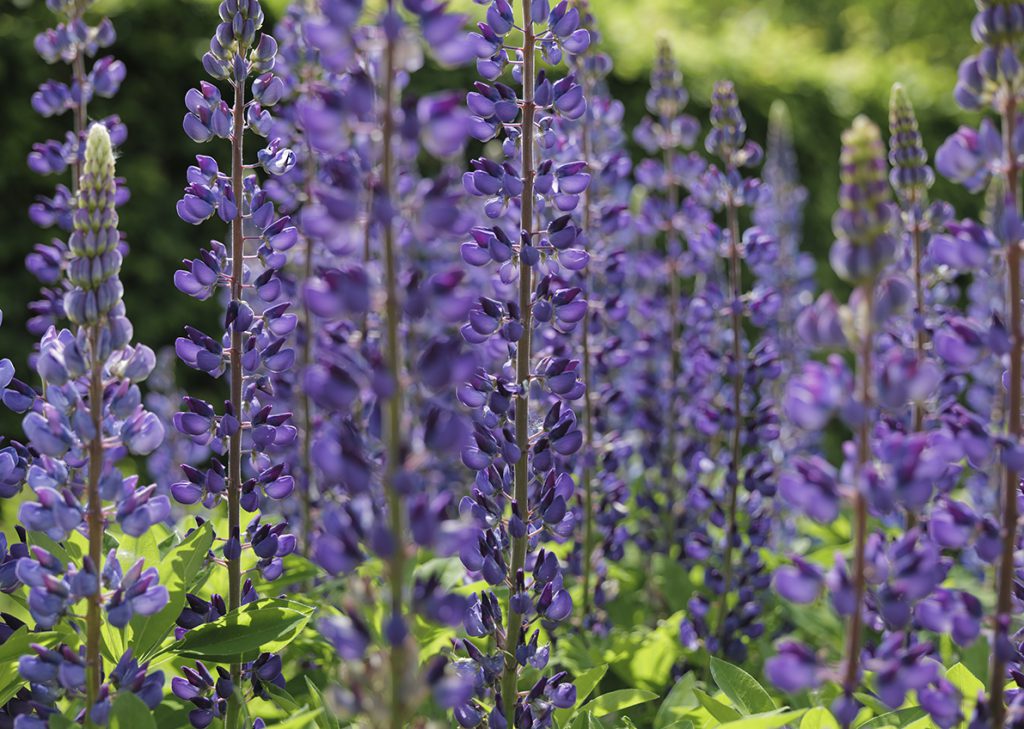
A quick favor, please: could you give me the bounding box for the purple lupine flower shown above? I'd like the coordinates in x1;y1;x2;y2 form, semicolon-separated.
173;3;298;718
26;0;129;355
453;0;591;722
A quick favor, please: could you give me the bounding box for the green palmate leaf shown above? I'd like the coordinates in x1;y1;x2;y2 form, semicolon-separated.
100;621;127;664
130;522;214;660
717;709;807;729
49;713;77;729
152;697;194;729
569;711;600;729
709;657;776;715
854;693;892;717
262;554;320;590
582;689;658;718
945;663;983;704
264;708;324;729
694;689;743;723
855;708;926;729
655;672;699;729
0;627;31;706
801;707;840;729
110;691;158;729
267;683;304;713
118;529;161;570
304;676;340;729
169;597;315;663
554;664;608;726
628;620;680;691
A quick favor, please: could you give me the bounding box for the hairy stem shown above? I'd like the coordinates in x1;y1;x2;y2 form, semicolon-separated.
910;207;926;435
224;77;245;729
991;96;1021;729
842;283;874;708
714;196;744;640
501;5;536;723
380;13;407;729
663;146;681;549
579;88;595;618
298;64;318;562
85;327;103;722
71;1;87;193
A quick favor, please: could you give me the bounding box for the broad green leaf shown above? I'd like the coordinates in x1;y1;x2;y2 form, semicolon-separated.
582;689;658;718
554;664;608;726
717;709;807;729
119;529;161;569
855;693;892;717
152;697;194;729
855;708;926;729
945;663;983;704
655;672;698;729
663;722;695;729
710;657;776;715
693;689;743;723
267;683;303;713
100;619;128;664
110;691;158;729
305;676;340;729
169;598;315;663
264;708;323;729
629;622;679;690
904;719;939;729
130;522;214;659
49;713;77;729
801;707;840;729
0;627;31;706
569;711;600;729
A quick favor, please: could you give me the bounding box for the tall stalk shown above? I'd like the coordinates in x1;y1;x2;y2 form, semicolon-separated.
85;328;103;721
663;146;681;548
842;285;874;704
224;75;246;729
77;3;97;709
580;115;596;616
71;0;87;192
501;2;536;721
715;196;744;637
990;96;1020;729
379;8;407;727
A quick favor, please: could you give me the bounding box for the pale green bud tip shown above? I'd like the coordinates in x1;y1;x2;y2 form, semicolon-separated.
84;123;115;179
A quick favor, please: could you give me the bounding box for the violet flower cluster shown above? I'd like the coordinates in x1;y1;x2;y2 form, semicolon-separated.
12;123;168;727
258;0;483;726
451;0;592;726
172;1;298;725
26;0;128;346
555;0;635;627
768;114;974;728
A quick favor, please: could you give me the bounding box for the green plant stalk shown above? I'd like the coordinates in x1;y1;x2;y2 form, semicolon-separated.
714;196;744;640
663;146;681;551
579;86;596;619
380;12;407;727
501;4;536;723
85;327;103;723
71;0;87;192
842;283;874;705
991;95;1021;729
224;76;246;729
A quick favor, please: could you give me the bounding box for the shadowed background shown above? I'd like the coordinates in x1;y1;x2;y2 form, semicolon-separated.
0;0;982;410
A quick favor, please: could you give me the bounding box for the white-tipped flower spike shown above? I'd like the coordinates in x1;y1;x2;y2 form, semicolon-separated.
65;124;123;327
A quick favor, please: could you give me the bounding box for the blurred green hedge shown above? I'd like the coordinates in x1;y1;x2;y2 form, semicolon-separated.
0;0;984;387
